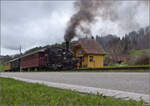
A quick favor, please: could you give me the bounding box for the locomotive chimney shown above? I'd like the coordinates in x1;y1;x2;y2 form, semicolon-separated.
66;41;69;51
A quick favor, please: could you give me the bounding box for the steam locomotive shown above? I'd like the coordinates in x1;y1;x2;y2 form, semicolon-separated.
4;42;76;71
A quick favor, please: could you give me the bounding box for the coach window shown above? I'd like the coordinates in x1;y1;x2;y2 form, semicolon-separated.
89;56;93;62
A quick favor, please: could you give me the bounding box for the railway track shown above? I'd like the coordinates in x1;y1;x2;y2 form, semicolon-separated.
3;65;150;72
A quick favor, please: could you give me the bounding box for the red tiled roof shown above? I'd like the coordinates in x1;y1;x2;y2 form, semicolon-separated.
75;38;106;54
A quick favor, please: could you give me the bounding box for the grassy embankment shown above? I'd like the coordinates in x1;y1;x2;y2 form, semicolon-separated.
0;77;144;106
103;64;150;69
76;69;150;72
129;49;150;57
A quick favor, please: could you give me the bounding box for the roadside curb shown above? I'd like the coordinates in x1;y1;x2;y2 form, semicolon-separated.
1;75;149;104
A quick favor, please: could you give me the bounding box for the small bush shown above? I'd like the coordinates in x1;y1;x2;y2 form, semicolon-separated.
128;53;150;65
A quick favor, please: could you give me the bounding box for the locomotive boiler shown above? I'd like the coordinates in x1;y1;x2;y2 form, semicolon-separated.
45;46;75;70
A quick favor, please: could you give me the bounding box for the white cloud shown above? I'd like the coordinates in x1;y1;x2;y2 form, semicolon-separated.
1;1;149;55
1;1;74;55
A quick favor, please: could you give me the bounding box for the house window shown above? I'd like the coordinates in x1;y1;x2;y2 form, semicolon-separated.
89;56;93;62
78;50;83;55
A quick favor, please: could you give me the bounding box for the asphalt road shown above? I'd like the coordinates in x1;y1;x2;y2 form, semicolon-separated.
1;72;150;95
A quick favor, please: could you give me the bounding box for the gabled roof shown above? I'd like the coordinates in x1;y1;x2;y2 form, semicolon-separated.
74;38;106;55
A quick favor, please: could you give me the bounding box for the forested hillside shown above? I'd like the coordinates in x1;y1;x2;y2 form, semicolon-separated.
96;26;150;65
96;26;150;54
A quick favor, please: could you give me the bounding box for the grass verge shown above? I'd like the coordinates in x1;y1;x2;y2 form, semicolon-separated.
74;70;150;72
103;64;150;68
130;49;150;57
0;77;144;106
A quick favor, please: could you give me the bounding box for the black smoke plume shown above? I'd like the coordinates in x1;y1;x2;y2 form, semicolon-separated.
64;0;148;42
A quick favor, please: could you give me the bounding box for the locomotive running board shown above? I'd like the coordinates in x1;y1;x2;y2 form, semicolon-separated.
1;75;149;104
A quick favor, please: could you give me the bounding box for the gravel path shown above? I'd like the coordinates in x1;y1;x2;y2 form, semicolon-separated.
1;72;150;95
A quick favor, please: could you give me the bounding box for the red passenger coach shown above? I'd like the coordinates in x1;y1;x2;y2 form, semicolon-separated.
20;49;46;70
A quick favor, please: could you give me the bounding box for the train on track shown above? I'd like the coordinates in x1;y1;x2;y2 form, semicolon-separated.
4;42;77;71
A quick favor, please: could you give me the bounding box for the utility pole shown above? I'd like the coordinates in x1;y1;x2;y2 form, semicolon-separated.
19;45;22;55
0;0;1;72
0;31;2;72
19;45;22;72
0;0;1;58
